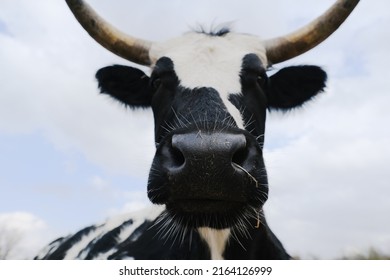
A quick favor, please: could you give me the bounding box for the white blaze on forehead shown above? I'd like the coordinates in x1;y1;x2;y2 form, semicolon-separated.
150;32;267;128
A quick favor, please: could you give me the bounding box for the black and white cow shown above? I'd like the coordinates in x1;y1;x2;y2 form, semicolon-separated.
35;0;359;260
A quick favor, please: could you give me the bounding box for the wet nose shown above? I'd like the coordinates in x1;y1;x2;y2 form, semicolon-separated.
162;132;251;173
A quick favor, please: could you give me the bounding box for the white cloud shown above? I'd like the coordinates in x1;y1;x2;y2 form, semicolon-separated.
104;191;150;217
0;212;55;259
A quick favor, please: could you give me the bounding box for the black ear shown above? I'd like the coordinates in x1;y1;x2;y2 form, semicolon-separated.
267;65;327;111
96;65;152;108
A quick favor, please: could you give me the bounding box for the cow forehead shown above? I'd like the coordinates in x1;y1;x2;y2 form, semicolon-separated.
150;32;268;128
150;32;267;89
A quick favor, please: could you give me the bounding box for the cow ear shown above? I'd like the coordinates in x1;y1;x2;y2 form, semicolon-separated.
96;65;152;108
267;66;327;111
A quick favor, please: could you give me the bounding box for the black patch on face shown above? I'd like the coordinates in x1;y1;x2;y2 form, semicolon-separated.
229;53;269;144
146;58;268;230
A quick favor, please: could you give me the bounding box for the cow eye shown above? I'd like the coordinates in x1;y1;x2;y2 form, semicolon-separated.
152;77;162;89
257;74;267;87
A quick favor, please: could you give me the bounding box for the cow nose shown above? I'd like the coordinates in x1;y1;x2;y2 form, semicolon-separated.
163;132;250;173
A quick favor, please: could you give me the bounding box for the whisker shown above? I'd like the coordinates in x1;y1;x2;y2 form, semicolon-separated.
232;163;259;188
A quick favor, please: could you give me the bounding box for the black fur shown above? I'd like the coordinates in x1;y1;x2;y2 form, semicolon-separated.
35;226;96;260
84;219;133;259
267;65;327;110
37;50;327;260
36;211;289;260
90;55;325;259
96;65;152;109
96;57;326;114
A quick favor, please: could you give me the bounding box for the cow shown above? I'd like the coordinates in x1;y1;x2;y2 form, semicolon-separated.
35;0;359;260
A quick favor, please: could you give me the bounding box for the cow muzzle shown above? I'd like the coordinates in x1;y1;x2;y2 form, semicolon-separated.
147;129;267;228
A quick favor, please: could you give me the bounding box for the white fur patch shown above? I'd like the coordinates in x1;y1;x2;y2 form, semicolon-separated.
150;32;268;128
62;205;165;259
198;227;230;260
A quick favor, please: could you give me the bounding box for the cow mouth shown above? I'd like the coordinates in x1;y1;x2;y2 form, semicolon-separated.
171;198;246;213
164;198;249;229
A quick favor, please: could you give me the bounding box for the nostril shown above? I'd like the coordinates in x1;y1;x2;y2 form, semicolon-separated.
232;146;249;167
160;140;186;171
170;146;185;168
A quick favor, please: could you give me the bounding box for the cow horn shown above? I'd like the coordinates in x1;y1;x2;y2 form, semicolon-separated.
65;0;153;66
264;0;360;65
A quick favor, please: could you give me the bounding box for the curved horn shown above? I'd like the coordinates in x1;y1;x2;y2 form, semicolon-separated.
65;0;153;66
265;0;360;65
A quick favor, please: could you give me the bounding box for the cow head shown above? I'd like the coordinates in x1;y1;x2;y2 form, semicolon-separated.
66;0;358;234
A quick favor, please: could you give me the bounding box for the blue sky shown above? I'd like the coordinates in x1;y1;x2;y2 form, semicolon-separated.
1;0;389;259
0;132;147;231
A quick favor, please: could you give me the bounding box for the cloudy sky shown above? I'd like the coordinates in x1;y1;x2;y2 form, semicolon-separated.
0;0;389;259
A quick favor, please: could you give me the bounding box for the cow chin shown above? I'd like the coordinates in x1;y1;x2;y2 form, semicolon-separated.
165;200;252;229
148;171;268;229
166;197;261;229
